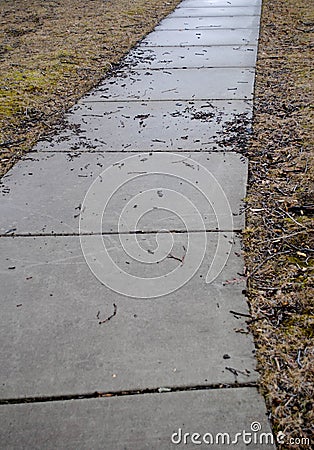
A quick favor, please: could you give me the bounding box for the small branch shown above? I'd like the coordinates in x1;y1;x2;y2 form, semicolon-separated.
225;366;250;377
265;230;307;243
247;250;291;280
99;304;117;325
167;253;185;264
296;349;303;369
230;310;252;318
277;207;308;229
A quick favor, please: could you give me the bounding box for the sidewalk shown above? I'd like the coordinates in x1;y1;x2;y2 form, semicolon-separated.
0;0;275;448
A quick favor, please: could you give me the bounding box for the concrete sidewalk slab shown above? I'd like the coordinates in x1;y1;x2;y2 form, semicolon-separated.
0;152;247;235
85;68;255;101
142;29;259;46
0;233;257;399
178;0;261;7
124;45;257;69
0;389;274;450
34;100;252;152
0;0;269;445
169;6;261;17
156;15;260;29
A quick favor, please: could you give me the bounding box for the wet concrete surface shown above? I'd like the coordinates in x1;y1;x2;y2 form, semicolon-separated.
0;1;271;447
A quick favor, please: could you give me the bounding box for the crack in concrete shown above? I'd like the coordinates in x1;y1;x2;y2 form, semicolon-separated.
0;382;258;405
0;229;241;238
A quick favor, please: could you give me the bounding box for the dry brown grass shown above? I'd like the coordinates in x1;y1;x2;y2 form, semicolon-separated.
245;0;314;446
0;0;181;176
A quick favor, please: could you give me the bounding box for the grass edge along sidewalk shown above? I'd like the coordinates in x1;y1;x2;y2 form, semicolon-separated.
0;0;182;177
245;0;313;447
